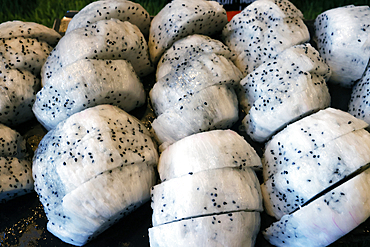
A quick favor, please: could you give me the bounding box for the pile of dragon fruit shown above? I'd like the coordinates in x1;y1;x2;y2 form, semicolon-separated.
1;0;370;246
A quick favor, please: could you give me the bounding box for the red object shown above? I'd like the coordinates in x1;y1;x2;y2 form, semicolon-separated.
227;10;241;21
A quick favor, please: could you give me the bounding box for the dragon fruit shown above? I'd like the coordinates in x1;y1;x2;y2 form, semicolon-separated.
150;130;263;246
149;211;260;247
148;0;228;64
0;36;53;75
42;19;154;85
264;166;370;246
151;167;262;226
261;107;370;220
65;0;151;38
0;20;61;46
0;124;32;203
150;44;243;147
314;5;370;87
0;123;27;159
151;84;239;147
240;43;331;142
263;107;368;181
156;34;236;80
262;128;370;219
0;157;33;203
33;58;146;131
151;52;242;116
0;62;40;126
32;105;158;246
158;129;261;181
348;64;370;124
222;0;310;76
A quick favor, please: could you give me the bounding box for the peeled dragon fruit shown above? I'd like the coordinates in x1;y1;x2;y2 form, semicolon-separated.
222;0;310;76
261;107;370;246
0;62;40;126
314;5;370;87
156;34;237;81
0;124;32;203
42;18;154;84
0;20;61;46
148;0;228;64
150;36;242;147
149;130;262;247
0;36;53;75
157;129;262;181
240;43;331;142
65;0;151;38
264;166;370;246
32;105;158;246
348;64;370;124
0;21;57;126
33;58;146;131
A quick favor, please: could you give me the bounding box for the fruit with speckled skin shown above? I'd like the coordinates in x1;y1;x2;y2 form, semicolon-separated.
33;58;146;131
314;5;370;87
222;0;309;76
66;0;151;38
32;105;158;246
148;0;227;64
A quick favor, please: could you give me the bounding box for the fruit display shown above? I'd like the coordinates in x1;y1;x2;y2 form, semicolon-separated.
1;0;370;246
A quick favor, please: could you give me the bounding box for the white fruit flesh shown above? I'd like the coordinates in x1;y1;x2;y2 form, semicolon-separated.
150;52;242;116
264;167;370;247
65;0;151;37
263;107;368;181
262;128;370;219
47;162;156;246
42;19;153;84
158;129;261;181
151;85;238;146
0;123;27;159
0;37;53;75
151;167;262;227
314;5;370;87
149;211;260;247
0;157;33;203
0;20;61;46
33;58;146;130
33;105;158;246
0;63;40;126
148;0;227;64
222;0;309;76
156;34;236;80
348;64;370;124
240;44;331;142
